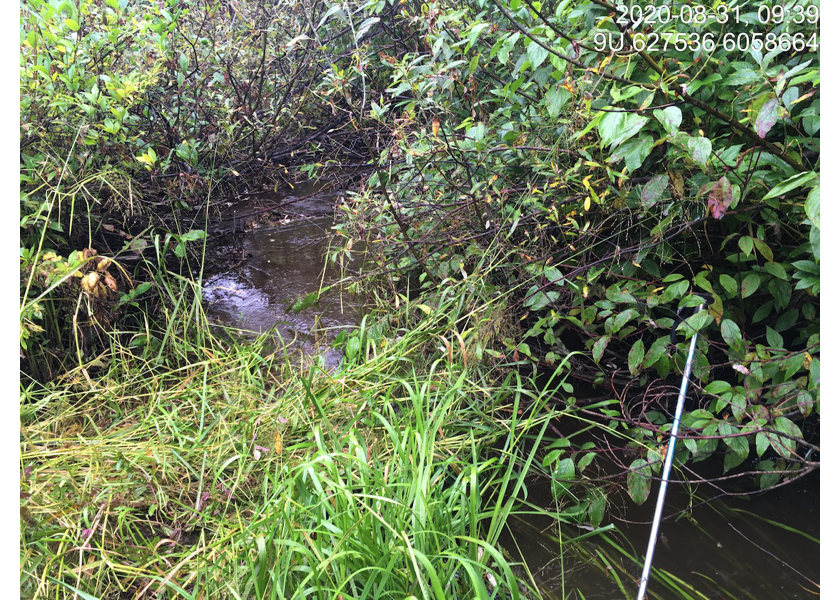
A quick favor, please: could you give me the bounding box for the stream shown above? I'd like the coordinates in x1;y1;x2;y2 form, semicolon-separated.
202;180;363;369
202;181;819;598
503;469;819;599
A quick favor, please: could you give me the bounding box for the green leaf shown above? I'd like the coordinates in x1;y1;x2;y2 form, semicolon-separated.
718;274;738;298
768;279;791;310
752;300;773;324
544;266;564;283
767;417;801;459
642;335;670;369
755;97;779;138
738;235;754;257
346;336;360;360
592;337;608;365
526;40;548;69
802;102;820;135
783;352;806;380
720;422;749;459
724;449;747;472
763;171;819;199
317;4;345;28
598;112;647;149
686;408;714;429
720;319;742;351
758;460;782;489
551;457;575;498
628;339;645;376
653;106;682;135
765;326;784;349
809;357;820;391
606;286;637;304
725;65;762;86
354;17;380;42
753;238;774;263
810;226;820;261
181;229;207;242
730;393;747;421
764;262;787;280
756;433;770;458
774;308;798;332
662;279;689;303
546;85;571;117
610;135;654;173
578;451;596;472
805;185;820;229
589;494;606;528
687;136;712;168
524;285;559;310
627;458;652;504
704;380;732;395
290;291;319;314
640;174;669;210
468;54;479;75
740;273;761;298
677;310;711;339
613;308;639;332
791;260;819;275
465;22;489;51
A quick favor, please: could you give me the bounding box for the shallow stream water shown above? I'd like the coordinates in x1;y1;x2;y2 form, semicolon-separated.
202;181;362;368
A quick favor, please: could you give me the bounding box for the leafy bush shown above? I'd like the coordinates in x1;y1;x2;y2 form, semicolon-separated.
325;0;820;498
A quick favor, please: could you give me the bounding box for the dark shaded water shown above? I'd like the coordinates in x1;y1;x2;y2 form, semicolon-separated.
503;469;819;599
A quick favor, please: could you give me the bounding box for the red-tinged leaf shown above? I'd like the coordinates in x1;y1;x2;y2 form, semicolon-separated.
797;390;815;417
592;336;610;364
756;98;779;139
708;176;733;219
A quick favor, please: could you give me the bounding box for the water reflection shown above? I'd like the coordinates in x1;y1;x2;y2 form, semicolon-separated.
504;471;819;599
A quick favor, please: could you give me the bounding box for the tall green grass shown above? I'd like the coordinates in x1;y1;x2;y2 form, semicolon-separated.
21;250;580;598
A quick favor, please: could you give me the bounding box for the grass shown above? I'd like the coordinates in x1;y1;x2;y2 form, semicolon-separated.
20;251;580;598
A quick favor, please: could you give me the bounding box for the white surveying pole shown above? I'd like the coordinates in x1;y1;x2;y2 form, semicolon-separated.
637;301;705;599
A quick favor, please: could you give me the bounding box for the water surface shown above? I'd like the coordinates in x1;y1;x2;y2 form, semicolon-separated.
202;183;362;368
